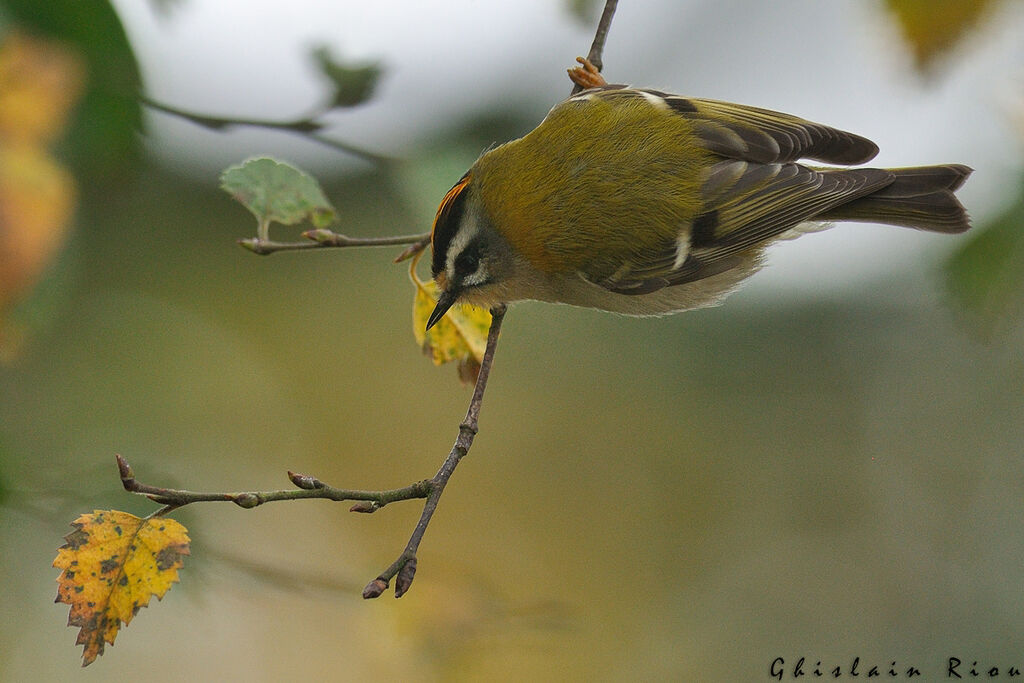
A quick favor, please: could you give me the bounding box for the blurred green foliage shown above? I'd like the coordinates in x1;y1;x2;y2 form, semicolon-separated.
310;45;383;109
947;174;1024;337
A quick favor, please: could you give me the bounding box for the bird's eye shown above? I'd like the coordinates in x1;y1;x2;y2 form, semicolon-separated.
455;249;480;275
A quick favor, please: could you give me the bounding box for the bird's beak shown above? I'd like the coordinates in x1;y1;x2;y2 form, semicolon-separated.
425;288;459;332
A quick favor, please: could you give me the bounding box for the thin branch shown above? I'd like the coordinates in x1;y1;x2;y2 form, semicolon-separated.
141;96;325;133
117;454;433;511
238;229;430;256
571;0;619;95
141;96;392;166
304;132;394;164
364;304;507;598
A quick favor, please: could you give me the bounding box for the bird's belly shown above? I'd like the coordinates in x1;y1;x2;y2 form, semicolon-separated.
461;251;765;316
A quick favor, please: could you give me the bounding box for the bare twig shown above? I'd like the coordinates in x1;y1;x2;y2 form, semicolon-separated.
115;303;507;598
364;304;507;598
117;454;433;511
238;229;430;256
571;0;619;95
141;96;392;165
140;96;325;133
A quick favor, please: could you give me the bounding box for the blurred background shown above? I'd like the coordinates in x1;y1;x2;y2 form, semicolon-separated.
2;0;1024;679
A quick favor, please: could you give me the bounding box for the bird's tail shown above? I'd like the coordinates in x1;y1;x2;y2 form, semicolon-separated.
820;164;972;233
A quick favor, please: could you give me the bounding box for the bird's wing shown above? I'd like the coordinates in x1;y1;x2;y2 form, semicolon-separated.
589;163;894;294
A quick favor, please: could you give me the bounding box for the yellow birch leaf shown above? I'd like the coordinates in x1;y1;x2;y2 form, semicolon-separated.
53;510;190;667
410;252;491;383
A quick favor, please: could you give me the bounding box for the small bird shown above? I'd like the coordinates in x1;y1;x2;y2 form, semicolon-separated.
426;84;972;330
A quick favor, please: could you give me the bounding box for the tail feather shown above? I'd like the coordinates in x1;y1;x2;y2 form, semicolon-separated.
820;164;972;233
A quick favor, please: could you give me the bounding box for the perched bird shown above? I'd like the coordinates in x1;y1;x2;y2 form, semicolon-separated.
426;82;971;330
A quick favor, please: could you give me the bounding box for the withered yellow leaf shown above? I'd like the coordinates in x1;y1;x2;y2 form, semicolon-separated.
53;510;190;667
410;252;491;383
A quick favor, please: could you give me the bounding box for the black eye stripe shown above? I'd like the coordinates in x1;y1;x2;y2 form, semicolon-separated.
431;172;471;278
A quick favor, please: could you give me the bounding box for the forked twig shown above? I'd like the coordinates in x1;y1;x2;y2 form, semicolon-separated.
118;304;508;598
363;304;506;597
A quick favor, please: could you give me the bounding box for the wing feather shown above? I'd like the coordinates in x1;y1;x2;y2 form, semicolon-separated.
594;166;894;294
680;97;879;165
571;87;879;165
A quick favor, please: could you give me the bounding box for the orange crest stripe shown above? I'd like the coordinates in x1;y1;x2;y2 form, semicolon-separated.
431;172;471;243
430;171;472;276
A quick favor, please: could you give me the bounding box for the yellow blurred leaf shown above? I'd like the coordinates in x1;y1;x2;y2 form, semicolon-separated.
0;144;76;309
0;31;84;358
885;0;997;71
410;252;491;383
53;510;190;667
0;32;85;145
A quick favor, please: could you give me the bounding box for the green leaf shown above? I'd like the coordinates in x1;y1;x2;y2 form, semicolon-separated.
946;174;1024;337
310;45;382;109
220;157;337;240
